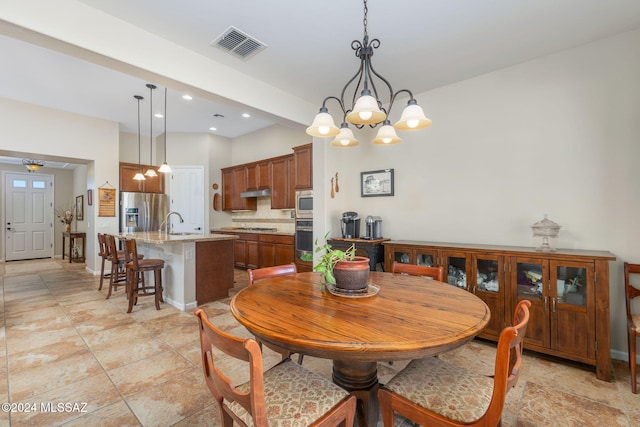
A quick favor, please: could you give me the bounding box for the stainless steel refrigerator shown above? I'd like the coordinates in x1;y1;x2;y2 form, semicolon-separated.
120;192;168;232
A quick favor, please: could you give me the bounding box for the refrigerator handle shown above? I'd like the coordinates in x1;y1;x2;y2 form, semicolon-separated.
145;201;150;231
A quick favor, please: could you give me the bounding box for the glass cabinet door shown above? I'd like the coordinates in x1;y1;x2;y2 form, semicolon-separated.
443;251;470;290
391;248;411;264
511;257;549;349
473;254;504;340
416;249;437;267
475;257;500;293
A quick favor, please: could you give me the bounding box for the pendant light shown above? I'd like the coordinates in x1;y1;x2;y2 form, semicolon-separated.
306;0;432;146
157;87;172;173
144;83;158;177
133;95;146;181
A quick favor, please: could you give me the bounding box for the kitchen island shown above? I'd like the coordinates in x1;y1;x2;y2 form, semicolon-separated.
117;232;238;310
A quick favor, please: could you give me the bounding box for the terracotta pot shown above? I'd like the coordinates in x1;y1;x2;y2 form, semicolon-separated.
333;256;370;293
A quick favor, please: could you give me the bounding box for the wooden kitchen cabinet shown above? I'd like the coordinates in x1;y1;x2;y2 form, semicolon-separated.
221;166;257;211
119;162;165;193
232;233;259;269
259;234;294;267
293;143;312;190
246;161;271;191
384;240;615;381
270;155;293;209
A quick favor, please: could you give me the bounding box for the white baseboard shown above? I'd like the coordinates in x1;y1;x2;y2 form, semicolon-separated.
611;348;640;364
163;295;197;311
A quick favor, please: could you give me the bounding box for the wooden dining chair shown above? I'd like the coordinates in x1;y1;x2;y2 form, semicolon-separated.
378;300;531;427
392;261;444;282
247;263;304;363
624;262;640;393
97;233;110;291
194;308;356;427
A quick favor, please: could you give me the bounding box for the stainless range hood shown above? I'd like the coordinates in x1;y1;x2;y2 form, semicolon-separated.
240;188;271;198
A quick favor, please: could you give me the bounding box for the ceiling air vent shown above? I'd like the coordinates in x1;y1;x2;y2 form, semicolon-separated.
211;26;267;61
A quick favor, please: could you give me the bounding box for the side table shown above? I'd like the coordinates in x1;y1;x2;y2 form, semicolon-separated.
62;231;86;263
327;237;390;271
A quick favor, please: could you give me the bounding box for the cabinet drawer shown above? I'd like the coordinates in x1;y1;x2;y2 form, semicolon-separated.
259;234;294;245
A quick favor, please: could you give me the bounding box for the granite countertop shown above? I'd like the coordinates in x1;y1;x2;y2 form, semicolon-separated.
118;231;239;244
211;227;295;236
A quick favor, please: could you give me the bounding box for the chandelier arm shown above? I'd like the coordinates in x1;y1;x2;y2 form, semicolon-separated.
320;96;347;119
367;60;394;107
387;89;415;117
339;61;366;115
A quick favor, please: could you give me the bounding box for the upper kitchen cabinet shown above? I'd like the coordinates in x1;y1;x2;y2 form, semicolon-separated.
270;155;292;209
221;166;257;211
119;162;165;193
246;160;271;191
293;143;312;190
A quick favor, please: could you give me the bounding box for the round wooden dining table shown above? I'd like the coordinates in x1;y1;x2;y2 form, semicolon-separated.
230;271;490;427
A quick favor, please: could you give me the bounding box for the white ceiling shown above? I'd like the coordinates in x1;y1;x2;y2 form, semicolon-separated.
1;0;640;143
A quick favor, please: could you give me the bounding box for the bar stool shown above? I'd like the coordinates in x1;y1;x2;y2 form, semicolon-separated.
105;234;129;299
97;233;110;290
123;238;165;313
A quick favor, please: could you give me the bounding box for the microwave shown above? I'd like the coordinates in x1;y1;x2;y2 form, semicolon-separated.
295;190;313;218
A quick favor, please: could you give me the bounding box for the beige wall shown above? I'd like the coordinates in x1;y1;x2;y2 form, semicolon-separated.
316;28;640;359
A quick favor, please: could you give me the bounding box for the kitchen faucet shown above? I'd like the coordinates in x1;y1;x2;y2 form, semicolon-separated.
160;211;184;233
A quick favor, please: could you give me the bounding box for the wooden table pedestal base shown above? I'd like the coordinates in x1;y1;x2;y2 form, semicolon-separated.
333;360;379;427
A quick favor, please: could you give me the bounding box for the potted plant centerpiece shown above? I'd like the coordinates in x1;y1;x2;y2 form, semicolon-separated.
302;233;370;293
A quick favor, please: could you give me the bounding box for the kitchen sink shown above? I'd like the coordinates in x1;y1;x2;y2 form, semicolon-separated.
169;232;201;236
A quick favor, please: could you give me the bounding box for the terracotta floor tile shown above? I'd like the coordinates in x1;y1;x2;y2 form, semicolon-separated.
61;400;141;427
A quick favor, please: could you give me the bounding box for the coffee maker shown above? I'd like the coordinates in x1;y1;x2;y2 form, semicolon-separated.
365;216;383;239
341;211;360;238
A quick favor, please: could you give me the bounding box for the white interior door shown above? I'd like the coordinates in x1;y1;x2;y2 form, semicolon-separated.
4;172;54;261
169;167;204;233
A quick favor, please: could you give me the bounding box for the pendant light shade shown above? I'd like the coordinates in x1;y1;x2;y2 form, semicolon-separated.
133;95;146;181
22;159;45;172
158;87;172;173
144;84;158;177
330;123;359;147
306;107;340;137
394;99;432;131
345;91;386;125
372;120;402;145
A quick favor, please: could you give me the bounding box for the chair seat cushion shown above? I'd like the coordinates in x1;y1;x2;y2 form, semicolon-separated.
126;259;164;269
228;358;349;426
384;356;494;423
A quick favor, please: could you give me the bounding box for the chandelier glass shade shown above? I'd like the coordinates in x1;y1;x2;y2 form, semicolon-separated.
22;159;45;172
133;94;146;181
306;0;431;146
330;123;359;147
158;87;172;173
144;84;158;177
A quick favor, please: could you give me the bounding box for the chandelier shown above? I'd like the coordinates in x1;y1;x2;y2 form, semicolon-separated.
22;159;45;172
306;0;432;147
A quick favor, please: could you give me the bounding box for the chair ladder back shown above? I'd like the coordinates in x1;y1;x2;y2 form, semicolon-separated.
248;263;297;285
624;263;640;318
97;233;108;258
123;238;139;269
391;261;445;282
195;309;266;424
486;300;530;421
106;234;121;263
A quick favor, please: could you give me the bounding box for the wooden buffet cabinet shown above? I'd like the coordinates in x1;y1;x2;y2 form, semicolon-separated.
221;143;312;211
383;240;616;381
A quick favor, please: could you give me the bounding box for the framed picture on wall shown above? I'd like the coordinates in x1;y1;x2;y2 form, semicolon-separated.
75;195;84;221
361;169;394;197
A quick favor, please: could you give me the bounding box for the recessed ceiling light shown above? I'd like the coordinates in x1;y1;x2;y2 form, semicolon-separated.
209;127;217;131
182;94;193;100
154;113;163;118
242;113;251;118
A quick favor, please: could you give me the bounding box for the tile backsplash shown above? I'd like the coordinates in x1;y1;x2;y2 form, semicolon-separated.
231;197;295;233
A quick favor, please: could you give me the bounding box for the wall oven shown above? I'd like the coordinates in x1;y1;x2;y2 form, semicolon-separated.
295;219;313;259
295;190;313;219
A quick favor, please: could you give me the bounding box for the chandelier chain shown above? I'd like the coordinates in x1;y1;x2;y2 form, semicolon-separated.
363;0;368;39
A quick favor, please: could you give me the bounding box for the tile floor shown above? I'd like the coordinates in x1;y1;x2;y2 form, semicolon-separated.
0;258;638;426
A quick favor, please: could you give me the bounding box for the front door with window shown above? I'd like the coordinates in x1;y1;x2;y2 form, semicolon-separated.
4;172;54;260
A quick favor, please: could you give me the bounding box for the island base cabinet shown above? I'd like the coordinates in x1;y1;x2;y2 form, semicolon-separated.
196;240;235;304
